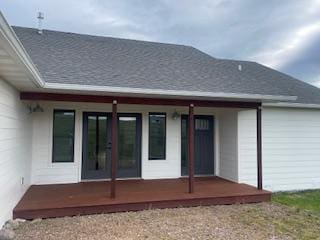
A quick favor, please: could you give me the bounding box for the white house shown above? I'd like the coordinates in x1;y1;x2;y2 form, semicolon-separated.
1;12;320;226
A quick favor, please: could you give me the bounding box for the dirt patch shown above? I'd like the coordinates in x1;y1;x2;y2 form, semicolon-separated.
14;203;320;240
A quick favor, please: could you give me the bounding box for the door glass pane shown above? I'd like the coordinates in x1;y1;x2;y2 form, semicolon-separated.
119;117;136;169
87;115;108;171
195;119;209;130
181;118;188;168
87;116;96;170
98;116;107;170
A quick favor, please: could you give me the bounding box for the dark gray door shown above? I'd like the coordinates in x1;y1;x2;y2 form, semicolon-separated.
181;115;214;176
82;112;141;180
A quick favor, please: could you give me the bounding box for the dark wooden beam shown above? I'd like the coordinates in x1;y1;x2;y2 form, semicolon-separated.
188;104;195;193
20;92;260;109
111;100;118;198
257;105;262;190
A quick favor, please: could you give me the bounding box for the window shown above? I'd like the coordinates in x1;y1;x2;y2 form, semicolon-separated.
195;119;210;130
52;109;75;162
149;113;166;160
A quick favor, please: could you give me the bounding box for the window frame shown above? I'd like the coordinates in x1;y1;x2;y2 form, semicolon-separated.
52;109;76;163
148;112;166;160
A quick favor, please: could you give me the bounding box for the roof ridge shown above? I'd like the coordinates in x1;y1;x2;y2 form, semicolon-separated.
215;57;256;64
11;25;193;49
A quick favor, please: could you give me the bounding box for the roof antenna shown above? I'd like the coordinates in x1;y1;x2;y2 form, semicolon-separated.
37;12;44;34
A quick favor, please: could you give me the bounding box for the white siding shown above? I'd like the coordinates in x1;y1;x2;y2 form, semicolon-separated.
219;111;238;182
31;109;80;184
0;78;32;227
31;102;222;184
238;108;320;191
141;111;181;179
238;110;257;186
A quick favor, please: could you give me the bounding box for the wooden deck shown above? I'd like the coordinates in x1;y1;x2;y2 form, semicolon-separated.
14;177;271;220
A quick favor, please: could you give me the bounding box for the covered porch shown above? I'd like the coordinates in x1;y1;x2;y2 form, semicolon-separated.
14;177;271;220
16;92;268;219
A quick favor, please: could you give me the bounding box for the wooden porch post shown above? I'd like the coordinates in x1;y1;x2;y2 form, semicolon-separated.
188;104;195;193
257;105;262;190
111;100;118;198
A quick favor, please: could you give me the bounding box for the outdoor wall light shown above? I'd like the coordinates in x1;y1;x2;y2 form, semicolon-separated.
171;109;180;120
27;103;44;114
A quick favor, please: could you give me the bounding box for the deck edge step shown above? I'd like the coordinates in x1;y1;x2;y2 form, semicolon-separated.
13;193;271;220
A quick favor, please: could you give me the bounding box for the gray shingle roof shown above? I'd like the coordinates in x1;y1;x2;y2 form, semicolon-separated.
13;26;320;104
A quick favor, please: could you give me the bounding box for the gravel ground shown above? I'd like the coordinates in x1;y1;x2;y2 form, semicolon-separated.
14;203;320;240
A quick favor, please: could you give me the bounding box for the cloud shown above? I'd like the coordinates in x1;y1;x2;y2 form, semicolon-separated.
314;80;320;88
1;0;320;86
251;21;320;69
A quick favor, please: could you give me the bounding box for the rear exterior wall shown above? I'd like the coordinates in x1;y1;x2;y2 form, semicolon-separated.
29;101;320;192
0;78;32;227
30;102;225;184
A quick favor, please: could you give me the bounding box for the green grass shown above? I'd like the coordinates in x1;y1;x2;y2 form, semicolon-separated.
235;190;320;239
272;189;320;212
236;204;320;240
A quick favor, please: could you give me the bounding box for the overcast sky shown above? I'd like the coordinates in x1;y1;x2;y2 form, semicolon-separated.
2;0;320;87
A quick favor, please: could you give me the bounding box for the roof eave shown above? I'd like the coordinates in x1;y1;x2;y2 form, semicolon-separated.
44;82;297;103
263;102;320;109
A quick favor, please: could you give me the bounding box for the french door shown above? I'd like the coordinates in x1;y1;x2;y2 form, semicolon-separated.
82;112;141;180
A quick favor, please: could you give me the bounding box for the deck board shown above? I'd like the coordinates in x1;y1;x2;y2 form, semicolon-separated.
14;177;271;219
